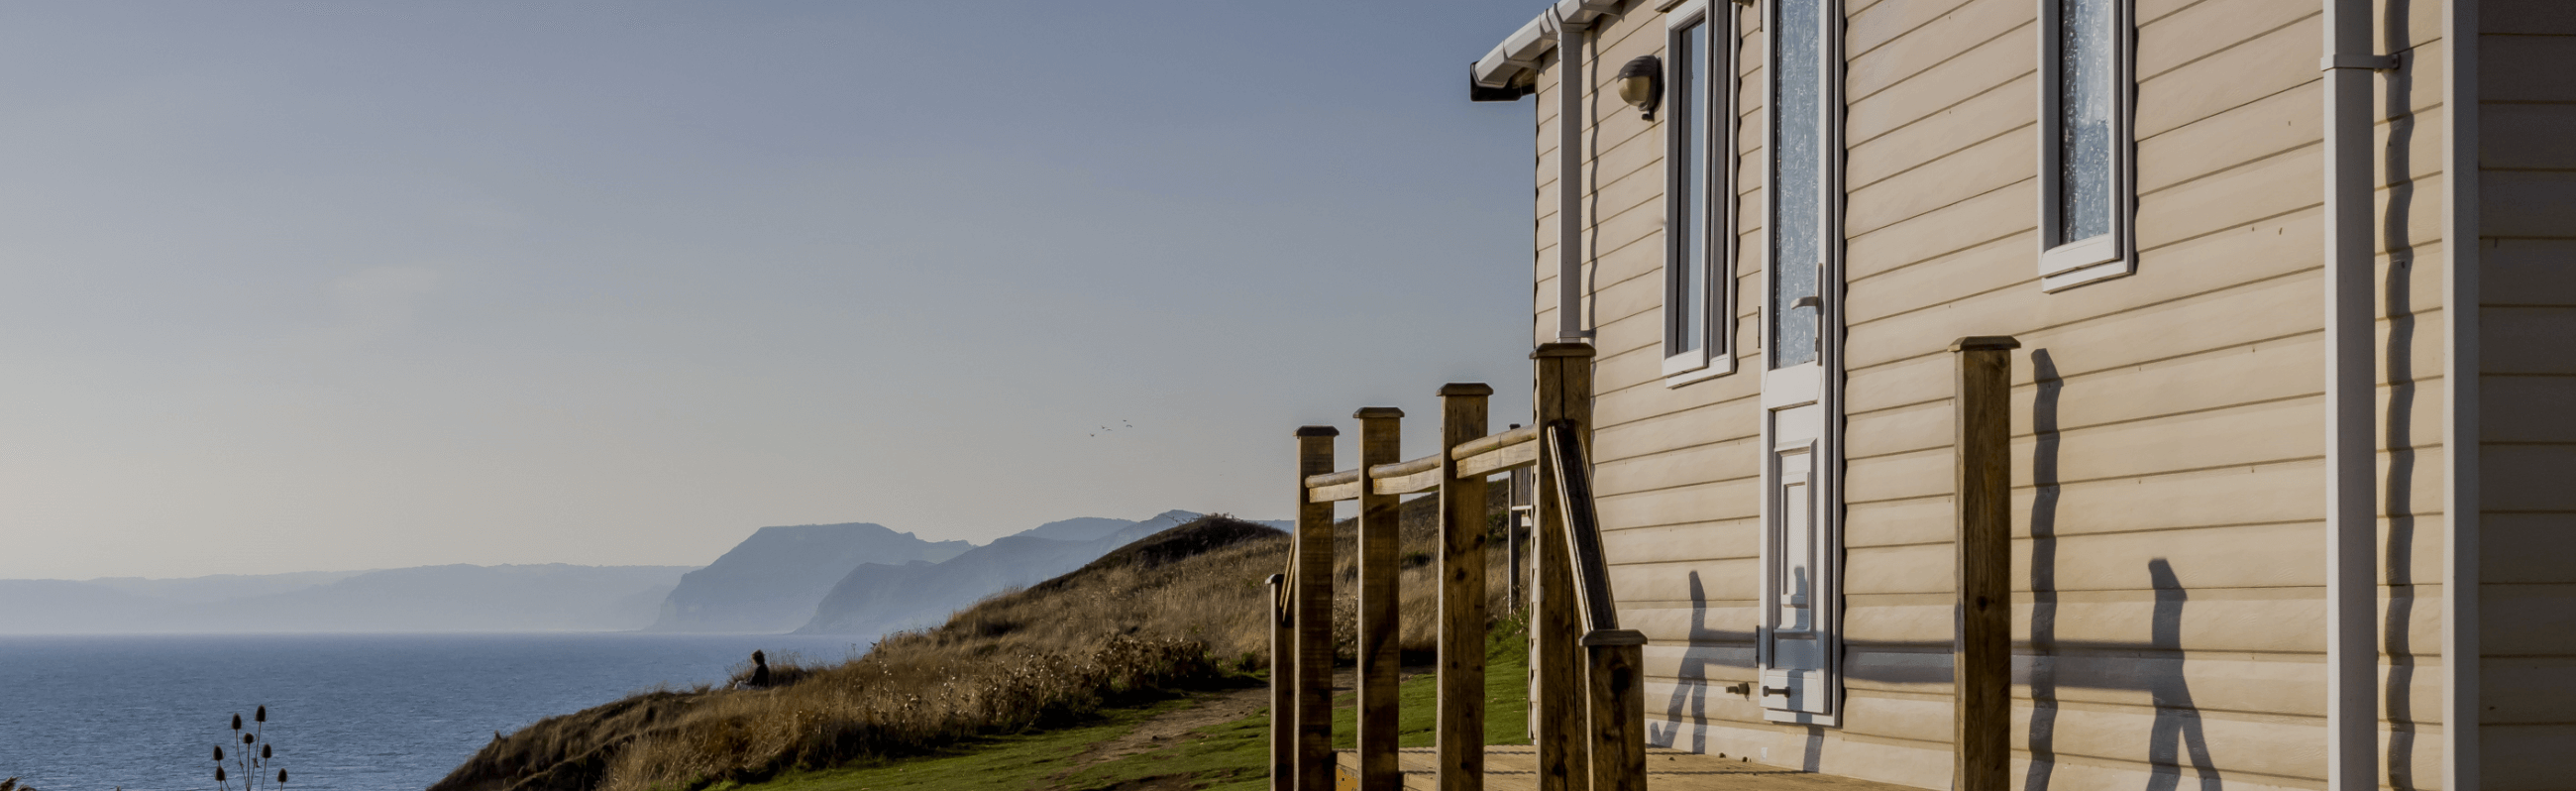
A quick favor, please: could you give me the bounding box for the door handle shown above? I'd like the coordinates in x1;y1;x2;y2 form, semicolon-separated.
1763;686;1793;697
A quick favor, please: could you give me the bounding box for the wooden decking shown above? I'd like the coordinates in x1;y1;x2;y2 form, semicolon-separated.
1331;745;1923;791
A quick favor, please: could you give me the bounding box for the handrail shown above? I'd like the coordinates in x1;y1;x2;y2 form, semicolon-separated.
1451;423;1539;461
1367;453;1441;481
1368;453;1443;496
1304;468;1360;489
1545;420;1635;640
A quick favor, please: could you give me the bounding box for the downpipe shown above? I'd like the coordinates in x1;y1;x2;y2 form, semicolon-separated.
1552;8;1592;343
2322;0;2389;786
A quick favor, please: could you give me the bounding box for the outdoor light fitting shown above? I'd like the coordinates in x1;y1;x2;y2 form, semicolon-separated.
1615;56;1663;121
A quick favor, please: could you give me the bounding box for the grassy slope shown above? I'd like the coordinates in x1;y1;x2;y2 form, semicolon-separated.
743;619;1532;791
437;495;1516;791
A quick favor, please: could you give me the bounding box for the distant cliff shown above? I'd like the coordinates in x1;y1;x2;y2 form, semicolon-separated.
795;509;1222;636
645;522;970;633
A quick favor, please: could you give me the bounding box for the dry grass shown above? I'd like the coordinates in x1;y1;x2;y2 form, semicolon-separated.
431;516;1285;791
433;499;1518;791
1327;488;1518;664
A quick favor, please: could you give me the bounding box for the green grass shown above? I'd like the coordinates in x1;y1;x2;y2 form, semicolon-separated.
735;619;1531;791
1331;617;1533;748
716;696;1200;791
1061;707;1275;791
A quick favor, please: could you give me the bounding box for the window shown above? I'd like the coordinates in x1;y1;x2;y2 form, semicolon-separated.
2038;0;2134;290
1770;0;1828;371
1663;0;1737;384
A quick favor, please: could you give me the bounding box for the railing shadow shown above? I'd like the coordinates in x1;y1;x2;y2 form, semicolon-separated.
2026;349;2067;791
2378;2;2422;788
1627;345;2295;787
2144;558;2220;791
1650;570;1754;752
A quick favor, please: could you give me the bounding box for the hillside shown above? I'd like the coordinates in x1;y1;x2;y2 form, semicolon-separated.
431;514;1287;791
433;496;1511;791
646;522;972;633
794;509;1204;635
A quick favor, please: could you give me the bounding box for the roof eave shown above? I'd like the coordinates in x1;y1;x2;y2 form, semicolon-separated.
1469;0;1623;90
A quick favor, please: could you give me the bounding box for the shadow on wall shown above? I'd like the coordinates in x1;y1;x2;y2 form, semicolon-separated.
1641;348;2281;790
2026;351;2215;791
1648;570;1752;754
2377;2;2424;788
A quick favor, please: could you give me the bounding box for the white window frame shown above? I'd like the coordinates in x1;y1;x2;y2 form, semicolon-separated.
1663;0;1738;385
2035;0;2136;291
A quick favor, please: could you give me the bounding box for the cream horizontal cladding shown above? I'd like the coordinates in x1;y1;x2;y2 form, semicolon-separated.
1613;554;1763;600
1466;0;2480;785
1848;73;2037;191
1846;31;2039;146
1847;128;2037;237
2135;13;2321;138
1848;0;2033;102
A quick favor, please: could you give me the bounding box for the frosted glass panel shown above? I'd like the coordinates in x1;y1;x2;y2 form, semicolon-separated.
1673;20;1708;355
1770;0;1821;369
2059;0;2112;244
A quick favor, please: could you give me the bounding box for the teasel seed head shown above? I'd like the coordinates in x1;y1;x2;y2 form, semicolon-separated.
276;769;288;785
256;706;267;723
216;767;227;782
243;734;255;744
215;745;225;761
262;743;271;759
232;714;243;731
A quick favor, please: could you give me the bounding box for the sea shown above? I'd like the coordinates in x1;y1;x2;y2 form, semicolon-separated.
0;632;871;791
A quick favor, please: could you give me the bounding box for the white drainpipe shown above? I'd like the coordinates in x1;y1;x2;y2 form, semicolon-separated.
2321;0;2388;786
1553;8;1591;343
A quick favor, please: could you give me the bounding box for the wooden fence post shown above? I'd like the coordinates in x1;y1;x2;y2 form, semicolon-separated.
1950;336;2018;791
1583;636;1647;791
1437;384;1492;791
1531;343;1593;791
1268;572;1293;791
1294;425;1340;791
1354;407;1405;791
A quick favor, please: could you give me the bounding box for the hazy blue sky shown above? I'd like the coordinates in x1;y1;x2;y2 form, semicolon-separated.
0;2;1546;579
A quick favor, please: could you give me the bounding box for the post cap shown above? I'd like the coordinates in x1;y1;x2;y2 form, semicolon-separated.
1948;336;2022;352
1532;342;1597;359
1264;573;1282;587
1352;406;1405;419
1439;383;1495;396
1294;425;1341;437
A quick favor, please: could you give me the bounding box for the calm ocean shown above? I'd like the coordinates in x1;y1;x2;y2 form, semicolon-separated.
0;632;868;791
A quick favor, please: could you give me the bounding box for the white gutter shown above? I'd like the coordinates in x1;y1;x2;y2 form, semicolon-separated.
1552;7;1592;342
2320;0;2390;786
1473;1;1620;91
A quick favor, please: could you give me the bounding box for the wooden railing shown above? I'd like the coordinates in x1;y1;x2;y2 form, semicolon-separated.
1545;420;1644;791
1270;343;1640;791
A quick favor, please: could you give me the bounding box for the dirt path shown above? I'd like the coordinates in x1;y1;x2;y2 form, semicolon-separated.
1079;685;1273;767
1056;668;1354;785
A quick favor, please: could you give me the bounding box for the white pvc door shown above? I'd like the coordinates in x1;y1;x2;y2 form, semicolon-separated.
1760;399;1828;716
1757;0;1840;725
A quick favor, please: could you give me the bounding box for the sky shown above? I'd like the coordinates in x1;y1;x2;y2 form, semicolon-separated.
0;2;1548;580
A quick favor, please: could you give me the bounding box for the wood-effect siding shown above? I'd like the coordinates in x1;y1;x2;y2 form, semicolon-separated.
2478;1;2576;787
1519;0;2462;789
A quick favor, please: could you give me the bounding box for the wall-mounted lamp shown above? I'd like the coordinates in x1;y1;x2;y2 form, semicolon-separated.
1615;56;1663;121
